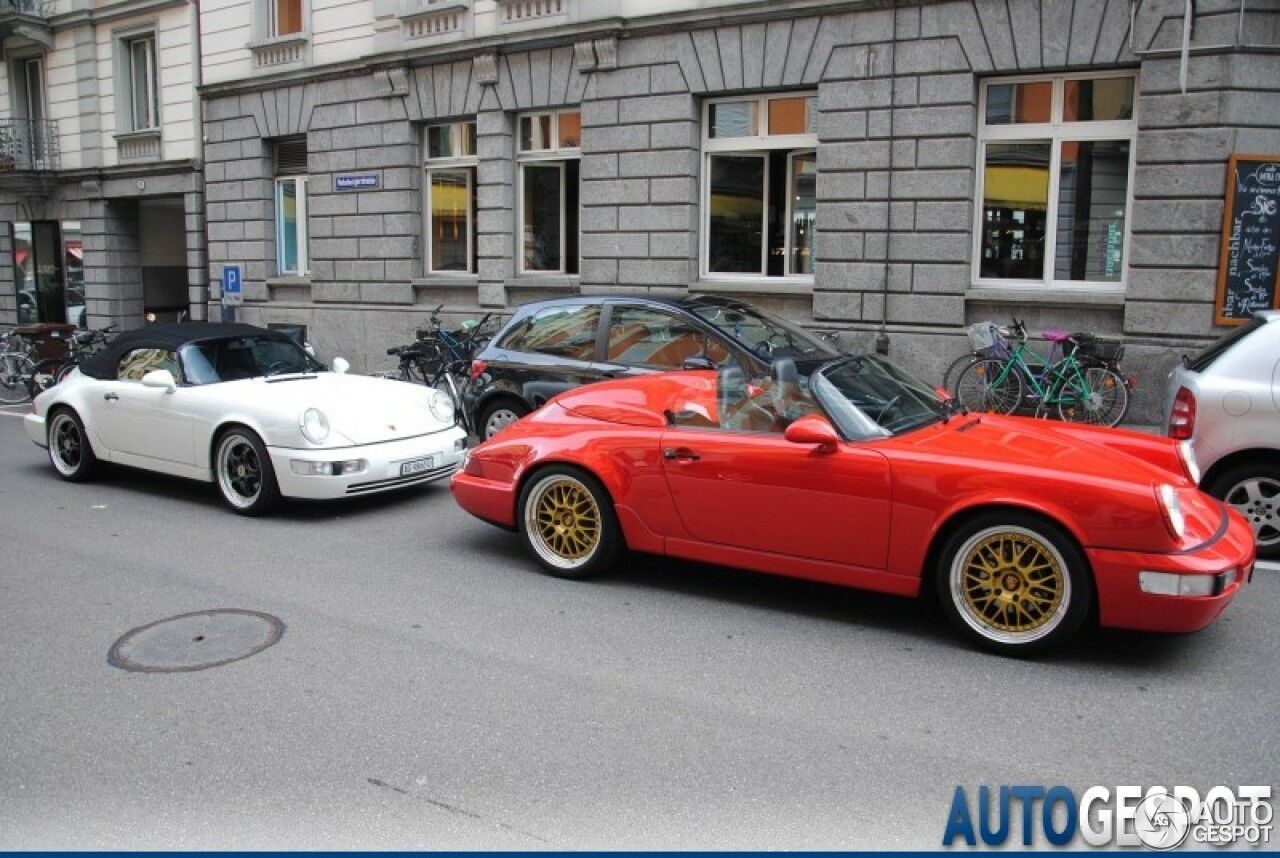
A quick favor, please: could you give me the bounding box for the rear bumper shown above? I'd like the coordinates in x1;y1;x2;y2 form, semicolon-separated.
24;412;45;447
451;470;517;528
1090;512;1257;633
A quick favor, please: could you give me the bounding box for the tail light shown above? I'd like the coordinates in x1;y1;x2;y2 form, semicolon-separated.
1168;386;1196;440
469;359;487;382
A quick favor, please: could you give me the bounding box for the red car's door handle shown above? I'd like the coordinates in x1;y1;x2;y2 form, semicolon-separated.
663;447;700;461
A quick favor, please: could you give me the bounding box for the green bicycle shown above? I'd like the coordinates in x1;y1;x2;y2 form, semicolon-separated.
952;319;1131;427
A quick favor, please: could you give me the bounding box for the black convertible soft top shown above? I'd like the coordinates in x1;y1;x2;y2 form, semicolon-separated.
78;322;287;380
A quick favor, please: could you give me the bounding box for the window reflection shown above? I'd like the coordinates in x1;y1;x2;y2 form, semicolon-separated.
980;143;1050;279
1064;78;1134;122
985;81;1052;125
1054;140;1129;282
708;155;765;273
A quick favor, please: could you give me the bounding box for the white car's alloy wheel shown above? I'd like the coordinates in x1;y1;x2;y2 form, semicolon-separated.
215;429;281;515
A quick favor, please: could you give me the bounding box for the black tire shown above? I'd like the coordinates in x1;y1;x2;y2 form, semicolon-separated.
47;408;99;482
213;427;282;516
1052;365;1130;427
936;511;1092;655
478;397;530;440
1204;461;1280;562
29;359;62;395
517;466;621;579
953;357;1024;415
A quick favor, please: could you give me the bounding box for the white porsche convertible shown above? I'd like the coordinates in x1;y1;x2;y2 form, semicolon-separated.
25;322;467;515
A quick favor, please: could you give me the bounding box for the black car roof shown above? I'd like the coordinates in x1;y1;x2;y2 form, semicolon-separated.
78;322;287;380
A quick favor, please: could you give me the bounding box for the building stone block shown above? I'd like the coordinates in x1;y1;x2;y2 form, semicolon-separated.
917;137;975;169
580;154;619;181
868;110;892;139
1125;301;1219;338
357;191;416;214
1133;163;1227;198
649;121;697;151
891;105;976;138
1131;199;1223;233
911;263;971;294
586;178;649;205
208;221;246;242
887;293;962;324
1127;267;1219;302
649;177;697;205
892;139;918;169
615;205;693;232
617;93;696;124
591;66;650;100
1140;92;1224;129
360;282;414;304
585;125;652;153
1137;128;1234;164
813;290;863;322
889;231;969;264
308;193;360;217
689;29;724;92
815;261;887;291
312;281;361;303
581;206;619;232
336;260;386;280
817;172;867;201
821;79;892;112
312;103;357;131
815;229;867;261
1041;1;1072;69
225;200;267;221
893;38;970;76
890;169;974;200
618;258;692;286
1224;90;1280;126
1128;234;1220;268
919;73;975;106
359;236;415;258
782;16;821;85
974;2;1017;70
915;201;973;230
820;140;890;171
476;234;510;258
477;183;515;211
648;232;693;259
581;232;648;259
816;109;868;142
1139;55;1230;94
650;63;688;95
619;149;698;178
581;98;618;127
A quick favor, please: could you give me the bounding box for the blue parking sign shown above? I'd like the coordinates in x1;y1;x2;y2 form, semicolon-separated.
222;265;242;306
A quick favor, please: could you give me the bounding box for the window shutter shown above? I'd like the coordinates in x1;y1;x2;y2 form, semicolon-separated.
275;136;308;175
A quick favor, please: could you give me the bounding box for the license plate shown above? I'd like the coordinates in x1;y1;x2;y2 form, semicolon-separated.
399;457;433;476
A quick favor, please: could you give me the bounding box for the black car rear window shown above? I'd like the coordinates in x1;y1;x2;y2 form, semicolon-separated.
1187;315;1267;372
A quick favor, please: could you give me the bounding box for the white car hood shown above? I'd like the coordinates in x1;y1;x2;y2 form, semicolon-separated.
218;373;447;445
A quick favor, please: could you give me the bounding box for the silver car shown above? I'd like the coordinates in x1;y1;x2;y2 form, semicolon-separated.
1163;310;1280;560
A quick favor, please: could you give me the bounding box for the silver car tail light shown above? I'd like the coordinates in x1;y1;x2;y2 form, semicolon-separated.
1168;386;1196;440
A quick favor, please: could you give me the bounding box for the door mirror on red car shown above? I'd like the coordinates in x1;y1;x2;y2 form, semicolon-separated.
784;415;840;451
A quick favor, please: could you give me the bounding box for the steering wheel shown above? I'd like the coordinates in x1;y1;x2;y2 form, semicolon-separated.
875;395;902;424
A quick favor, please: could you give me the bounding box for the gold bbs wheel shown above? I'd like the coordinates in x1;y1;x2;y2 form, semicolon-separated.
519;467;619;578
939;515;1091;654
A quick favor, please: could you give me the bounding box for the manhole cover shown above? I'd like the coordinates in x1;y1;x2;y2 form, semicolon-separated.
109;609;285;673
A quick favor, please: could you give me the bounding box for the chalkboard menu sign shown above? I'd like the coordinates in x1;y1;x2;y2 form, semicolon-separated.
1215;154;1280;325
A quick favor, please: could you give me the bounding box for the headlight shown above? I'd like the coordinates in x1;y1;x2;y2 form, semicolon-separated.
428;389;456;424
1178;441;1201;485
1157;484;1186;539
300;407;330;443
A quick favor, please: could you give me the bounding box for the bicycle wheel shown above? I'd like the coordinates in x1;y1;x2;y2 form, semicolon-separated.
30;359;62;395
1053;364;1130;427
954;357;1024;415
0;353;35;404
942;352;980;392
398;361;426;384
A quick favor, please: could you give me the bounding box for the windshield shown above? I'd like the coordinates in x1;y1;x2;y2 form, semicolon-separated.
686;301;839;362
180;336;324;384
812;356;950;438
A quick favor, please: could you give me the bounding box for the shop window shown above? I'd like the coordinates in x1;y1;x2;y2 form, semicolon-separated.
11;221;83;327
517;109;580;275
976;73;1137;289
702;93;817;279
424;120;477;274
274;137;309;276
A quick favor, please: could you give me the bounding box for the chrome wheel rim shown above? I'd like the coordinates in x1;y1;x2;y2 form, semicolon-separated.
524;475;601;570
49;413;83;476
950;525;1071;645
484;407;521;439
1222;475;1280;550
217;435;262;508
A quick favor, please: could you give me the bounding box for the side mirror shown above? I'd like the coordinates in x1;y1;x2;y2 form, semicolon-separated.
682;356;716;371
784;414;840;452
331;357;350;375
140;369;177;392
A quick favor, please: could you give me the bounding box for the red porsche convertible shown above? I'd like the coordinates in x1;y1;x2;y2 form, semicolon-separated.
451;356;1255;654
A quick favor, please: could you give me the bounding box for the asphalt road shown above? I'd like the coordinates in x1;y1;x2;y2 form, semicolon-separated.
0;403;1276;850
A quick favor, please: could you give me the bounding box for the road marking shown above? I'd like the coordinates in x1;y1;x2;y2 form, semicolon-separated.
0;408;30;418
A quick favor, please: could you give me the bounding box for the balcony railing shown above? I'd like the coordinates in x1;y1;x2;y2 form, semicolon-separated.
0;0;53;14
0;119;60;172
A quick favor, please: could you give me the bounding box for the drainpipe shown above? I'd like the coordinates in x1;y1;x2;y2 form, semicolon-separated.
875;0;899;356
191;0;208;321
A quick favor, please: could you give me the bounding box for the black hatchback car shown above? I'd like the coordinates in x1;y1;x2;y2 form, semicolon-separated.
464;294;841;438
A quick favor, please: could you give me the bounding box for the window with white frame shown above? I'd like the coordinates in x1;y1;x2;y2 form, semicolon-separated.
274;137;309;276
517;109;580;275
702;93;817;279
123;34;159;132
270;0;304;36
424;120;477;274
975;73;1137;288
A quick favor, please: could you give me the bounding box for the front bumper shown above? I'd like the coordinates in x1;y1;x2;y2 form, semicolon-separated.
270;426;468;500
1090;510;1257;633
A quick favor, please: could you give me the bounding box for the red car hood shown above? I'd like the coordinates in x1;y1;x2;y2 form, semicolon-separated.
899;413;1186;485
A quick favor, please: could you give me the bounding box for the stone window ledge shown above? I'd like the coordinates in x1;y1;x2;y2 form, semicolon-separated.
505;274;580;292
267;276;311;302
413;275;478;289
965;287;1125;309
693;278;814;297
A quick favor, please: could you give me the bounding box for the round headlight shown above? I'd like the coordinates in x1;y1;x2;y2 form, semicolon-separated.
300;407;330;443
428;389;456;424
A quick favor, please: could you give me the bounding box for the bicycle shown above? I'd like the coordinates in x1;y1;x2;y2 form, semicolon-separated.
0;329;52;404
51;324;116;384
412;304;498;385
386;337;475;434
952;319;1131;427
